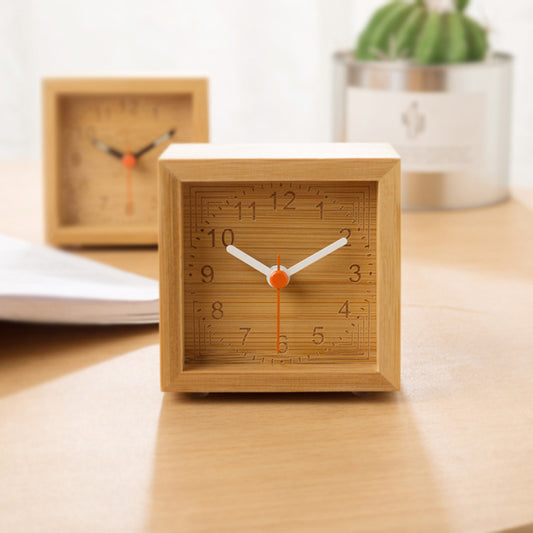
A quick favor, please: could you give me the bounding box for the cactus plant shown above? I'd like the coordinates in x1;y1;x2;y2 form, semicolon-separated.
355;0;488;64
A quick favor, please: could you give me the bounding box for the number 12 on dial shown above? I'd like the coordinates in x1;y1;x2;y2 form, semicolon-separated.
159;144;401;393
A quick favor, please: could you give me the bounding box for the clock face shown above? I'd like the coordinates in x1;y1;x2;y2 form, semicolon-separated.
182;181;377;366
58;94;191;227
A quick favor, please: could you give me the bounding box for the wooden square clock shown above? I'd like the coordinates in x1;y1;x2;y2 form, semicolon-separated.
44;77;208;246
159;143;400;392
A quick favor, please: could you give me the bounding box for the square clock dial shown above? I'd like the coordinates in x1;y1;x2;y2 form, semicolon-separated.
44;78;208;246
159;144;400;393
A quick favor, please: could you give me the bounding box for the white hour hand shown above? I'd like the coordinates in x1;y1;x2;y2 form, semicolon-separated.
287;237;347;276
226;245;271;277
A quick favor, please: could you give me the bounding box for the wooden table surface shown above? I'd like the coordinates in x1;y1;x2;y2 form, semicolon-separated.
1;161;532;533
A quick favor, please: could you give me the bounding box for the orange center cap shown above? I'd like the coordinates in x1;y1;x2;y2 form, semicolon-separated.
121;152;137;169
269;270;289;289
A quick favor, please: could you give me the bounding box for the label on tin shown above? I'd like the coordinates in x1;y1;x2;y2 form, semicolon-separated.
346;88;485;173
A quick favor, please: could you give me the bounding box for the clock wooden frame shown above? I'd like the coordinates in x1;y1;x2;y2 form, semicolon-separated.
159;143;400;393
43;77;209;246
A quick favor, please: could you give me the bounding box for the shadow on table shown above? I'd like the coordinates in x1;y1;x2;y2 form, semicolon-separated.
147;391;449;531
0;321;158;398
402;198;533;281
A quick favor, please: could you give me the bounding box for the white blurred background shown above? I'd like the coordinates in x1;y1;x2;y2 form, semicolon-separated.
1;0;531;186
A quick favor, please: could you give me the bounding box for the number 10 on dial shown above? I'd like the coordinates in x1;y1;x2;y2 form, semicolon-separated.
159;143;401;393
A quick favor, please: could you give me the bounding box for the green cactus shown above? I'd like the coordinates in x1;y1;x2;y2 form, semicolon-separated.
356;1;406;60
415;10;443;64
462;14;488;60
395;5;427;58
442;12;468;63
354;0;489;64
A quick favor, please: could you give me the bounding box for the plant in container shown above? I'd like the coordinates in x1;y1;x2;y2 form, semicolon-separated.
333;0;512;209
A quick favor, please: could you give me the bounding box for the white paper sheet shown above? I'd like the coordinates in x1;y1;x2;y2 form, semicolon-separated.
0;235;159;324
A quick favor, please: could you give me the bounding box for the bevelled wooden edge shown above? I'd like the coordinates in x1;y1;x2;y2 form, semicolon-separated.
43;79;60;246
159;144;401;392
159;162;180;391
160;142;399;161
166;367;396;393
376;161;401;390
43;77;209;247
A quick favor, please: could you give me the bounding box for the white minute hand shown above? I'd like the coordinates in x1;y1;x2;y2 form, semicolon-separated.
226;245;271;276
287;237;347;277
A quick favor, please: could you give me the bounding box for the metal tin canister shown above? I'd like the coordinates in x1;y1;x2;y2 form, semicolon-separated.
333;51;513;210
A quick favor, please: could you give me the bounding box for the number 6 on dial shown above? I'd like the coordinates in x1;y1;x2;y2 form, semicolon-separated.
159;143;401;393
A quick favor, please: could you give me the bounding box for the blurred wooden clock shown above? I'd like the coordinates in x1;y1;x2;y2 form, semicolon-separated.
43;77;208;246
159;143;401;393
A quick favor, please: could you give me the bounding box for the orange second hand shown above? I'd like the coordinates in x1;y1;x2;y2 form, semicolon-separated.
126;168;133;214
125;142;133;215
276;254;281;354
277;288;280;354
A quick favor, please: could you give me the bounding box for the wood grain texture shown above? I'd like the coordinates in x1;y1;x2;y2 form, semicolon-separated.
159;144;401;392
1;161;533;532
377;163;401;388
43;78;209;246
182;181;377;366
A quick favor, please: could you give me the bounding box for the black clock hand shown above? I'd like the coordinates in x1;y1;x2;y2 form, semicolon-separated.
133;129;175;159
92;139;124;159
